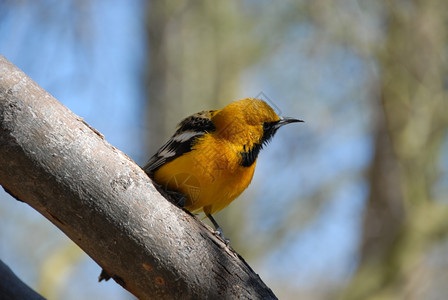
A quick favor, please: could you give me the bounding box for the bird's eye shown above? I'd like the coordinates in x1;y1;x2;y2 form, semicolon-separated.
263;121;277;131
263;122;271;130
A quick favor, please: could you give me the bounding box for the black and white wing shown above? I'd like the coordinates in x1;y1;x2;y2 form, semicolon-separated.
143;110;216;175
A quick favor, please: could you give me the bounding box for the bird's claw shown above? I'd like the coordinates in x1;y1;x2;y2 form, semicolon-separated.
214;227;230;245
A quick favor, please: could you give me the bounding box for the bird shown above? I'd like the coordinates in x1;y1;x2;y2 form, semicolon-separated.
143;98;303;240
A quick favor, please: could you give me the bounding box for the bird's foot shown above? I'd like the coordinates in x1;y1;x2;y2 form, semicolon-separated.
214;227;230;246
153;181;186;208
165;190;186;207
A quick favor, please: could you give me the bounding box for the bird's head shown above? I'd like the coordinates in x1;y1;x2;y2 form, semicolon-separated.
212;98;303;145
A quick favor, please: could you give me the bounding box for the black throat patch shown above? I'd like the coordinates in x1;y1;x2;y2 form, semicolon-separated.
239;121;280;167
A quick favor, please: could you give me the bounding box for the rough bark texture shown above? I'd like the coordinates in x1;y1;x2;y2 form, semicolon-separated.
0;55;277;300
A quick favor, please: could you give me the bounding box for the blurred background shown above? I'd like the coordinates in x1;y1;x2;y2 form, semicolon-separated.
0;1;447;299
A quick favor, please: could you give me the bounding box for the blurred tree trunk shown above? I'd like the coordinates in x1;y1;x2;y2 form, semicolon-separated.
144;1;260;155
343;0;448;299
143;1;268;250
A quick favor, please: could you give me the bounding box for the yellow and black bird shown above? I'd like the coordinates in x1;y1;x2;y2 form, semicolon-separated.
144;98;303;239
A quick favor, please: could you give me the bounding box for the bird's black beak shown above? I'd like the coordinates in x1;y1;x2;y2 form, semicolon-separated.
261;117;304;145
276;117;304;128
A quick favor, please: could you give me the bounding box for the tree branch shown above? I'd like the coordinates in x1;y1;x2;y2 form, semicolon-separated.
0;55;276;299
0;259;45;300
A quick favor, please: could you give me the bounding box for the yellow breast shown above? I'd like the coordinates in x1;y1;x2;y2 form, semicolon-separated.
153;133;256;215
